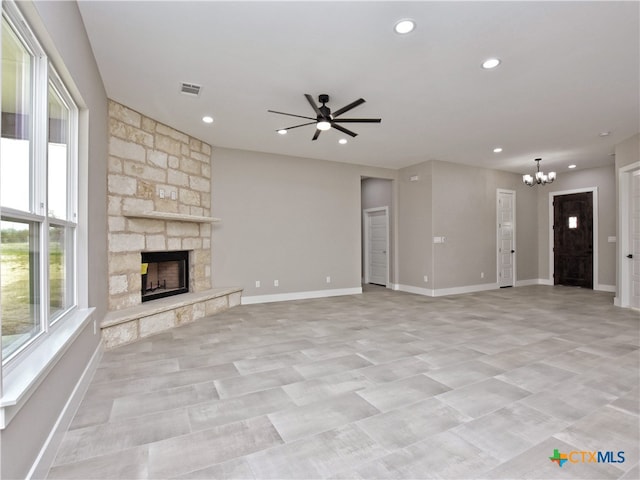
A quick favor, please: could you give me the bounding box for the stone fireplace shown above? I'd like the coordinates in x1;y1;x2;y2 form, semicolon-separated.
101;101;241;349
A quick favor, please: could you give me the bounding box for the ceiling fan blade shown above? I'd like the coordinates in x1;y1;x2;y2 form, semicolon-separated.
312;128;321;141
331;123;358;137
278;121;317;132
305;94;323;117
332;98;365;118
268;110;316;121
333;118;382;123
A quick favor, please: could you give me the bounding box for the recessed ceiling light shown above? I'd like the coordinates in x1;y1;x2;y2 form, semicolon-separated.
202;116;213;124
338;138;348;145
493;147;503;153
599;131;611;137
568;164;577;169
394;19;415;35
277;129;287;135
482;58;501;69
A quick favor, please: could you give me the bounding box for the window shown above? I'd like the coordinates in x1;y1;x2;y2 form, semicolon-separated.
1;6;78;364
568;216;578;229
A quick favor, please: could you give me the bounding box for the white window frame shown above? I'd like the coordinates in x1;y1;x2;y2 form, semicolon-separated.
1;2;79;369
47;71;79;326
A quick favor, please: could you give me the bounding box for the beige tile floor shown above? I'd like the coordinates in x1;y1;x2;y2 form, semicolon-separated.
47;285;639;479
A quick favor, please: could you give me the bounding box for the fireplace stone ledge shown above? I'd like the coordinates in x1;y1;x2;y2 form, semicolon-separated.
101;287;242;349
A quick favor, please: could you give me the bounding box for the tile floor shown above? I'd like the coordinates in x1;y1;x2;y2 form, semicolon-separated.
47;285;639;479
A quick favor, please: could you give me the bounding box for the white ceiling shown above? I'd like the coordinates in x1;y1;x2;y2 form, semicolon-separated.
77;1;639;173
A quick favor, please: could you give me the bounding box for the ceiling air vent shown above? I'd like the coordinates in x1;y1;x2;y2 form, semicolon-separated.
180;82;201;96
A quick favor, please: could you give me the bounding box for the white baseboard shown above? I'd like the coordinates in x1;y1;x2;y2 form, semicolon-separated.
244;281;618;305
29;341;103;479
433;283;499;297
241;287;362;305
516;278;616;293
515;279;544;287
596;284;616;293
395;284;434;296
396;283;500;297
397;279;620;297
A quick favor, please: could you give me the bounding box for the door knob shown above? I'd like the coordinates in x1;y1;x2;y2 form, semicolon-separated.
628;254;634;259
511;250;515;253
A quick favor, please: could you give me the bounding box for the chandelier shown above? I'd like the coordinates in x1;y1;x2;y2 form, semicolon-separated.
522;158;556;186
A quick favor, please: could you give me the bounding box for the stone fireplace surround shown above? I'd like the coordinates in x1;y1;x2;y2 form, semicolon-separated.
102;101;241;349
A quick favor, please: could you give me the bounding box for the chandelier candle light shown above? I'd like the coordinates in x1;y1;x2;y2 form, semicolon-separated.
523;158;556;186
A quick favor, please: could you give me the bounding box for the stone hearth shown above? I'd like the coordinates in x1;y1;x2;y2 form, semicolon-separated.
101;287;242;349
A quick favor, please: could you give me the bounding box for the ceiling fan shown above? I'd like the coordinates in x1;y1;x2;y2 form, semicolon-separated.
268;94;382;140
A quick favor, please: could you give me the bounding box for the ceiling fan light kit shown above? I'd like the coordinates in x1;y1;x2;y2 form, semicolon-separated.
317;120;331;131
268;94;382;141
523;158;556;186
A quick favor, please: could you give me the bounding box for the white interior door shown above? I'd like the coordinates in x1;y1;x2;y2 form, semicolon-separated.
631;170;640;308
497;190;515;287
364;207;388;286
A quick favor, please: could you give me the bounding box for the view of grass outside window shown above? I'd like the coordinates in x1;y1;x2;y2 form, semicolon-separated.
0;220;41;358
49;224;66;320
1;9;78;363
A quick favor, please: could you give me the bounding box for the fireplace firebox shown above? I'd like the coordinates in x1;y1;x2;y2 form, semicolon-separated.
141;250;189;302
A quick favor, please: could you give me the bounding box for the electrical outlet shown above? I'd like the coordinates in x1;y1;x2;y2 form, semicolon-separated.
159;189;165;199
274;279;279;287
481;272;484;279
423;275;428;283
171;191;177;200
255;280;260;288
326;276;331;283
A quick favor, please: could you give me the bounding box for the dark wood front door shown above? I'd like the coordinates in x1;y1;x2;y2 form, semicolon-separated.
554;192;593;288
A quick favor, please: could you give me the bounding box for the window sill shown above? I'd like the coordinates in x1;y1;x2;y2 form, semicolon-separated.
0;307;95;429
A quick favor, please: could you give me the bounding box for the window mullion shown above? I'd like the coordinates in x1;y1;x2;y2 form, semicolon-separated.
32;55;47;217
34;55;50;331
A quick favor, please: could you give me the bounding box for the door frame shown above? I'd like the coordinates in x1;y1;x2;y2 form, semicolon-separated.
548;187;598;289
363;206;389;287
618;161;640;307
496;189;516;287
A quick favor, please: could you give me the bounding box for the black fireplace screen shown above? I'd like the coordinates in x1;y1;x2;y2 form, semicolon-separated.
141;250;189;302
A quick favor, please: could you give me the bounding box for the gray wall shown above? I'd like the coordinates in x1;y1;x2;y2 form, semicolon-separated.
397;161;433;289
536;165;616;288
361;178;394;283
397;160;538;292
211;148;396;298
1;2;108;478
